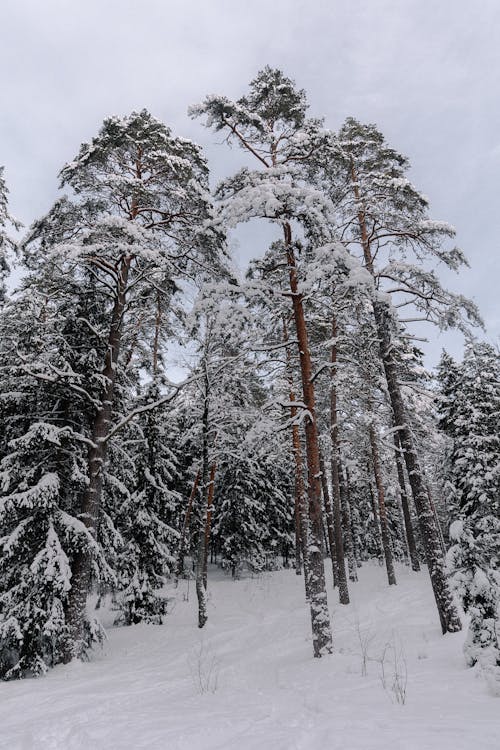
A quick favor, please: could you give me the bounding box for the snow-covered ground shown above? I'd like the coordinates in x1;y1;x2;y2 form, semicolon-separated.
1;563;498;750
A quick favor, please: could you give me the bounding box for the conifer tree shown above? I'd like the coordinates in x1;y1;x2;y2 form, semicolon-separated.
10;110;225;663
191;67;335;656
439;345;500;682
320;117;480;633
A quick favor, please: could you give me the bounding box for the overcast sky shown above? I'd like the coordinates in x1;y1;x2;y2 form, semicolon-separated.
1;0;499;366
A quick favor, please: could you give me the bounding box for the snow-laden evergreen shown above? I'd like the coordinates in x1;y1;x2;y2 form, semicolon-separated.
438;344;500;685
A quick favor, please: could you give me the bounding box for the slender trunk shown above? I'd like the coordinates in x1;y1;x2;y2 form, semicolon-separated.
339;460;358;582
369;425;397;586
374;302;461;631
283;317;309;590
176;470;201;578
393;432;420;571
350;161;461;634
367;468;383;563
427;483;447;555
345;467;362;568
319;451;338;588
62;255;132;662
195;370;210;629
284;222;332;656
330;316;349;604
195;390;209;628
202;461;217;589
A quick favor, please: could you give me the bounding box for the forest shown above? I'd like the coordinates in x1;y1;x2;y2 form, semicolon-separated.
0;65;499;745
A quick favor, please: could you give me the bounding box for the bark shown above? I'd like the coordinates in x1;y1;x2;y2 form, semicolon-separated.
319;451;338;589
283;317;309;591
195;372;210;629
284;222;333;656
374;302;461;631
62;254;132;662
176;470;201;578
345;466;362;568
350;160;461;634
369;425;397;586
329;316;349;604
367;473;383;563
339;460;358;582
427;484;447;555
393;432;420;572
202;461;217;589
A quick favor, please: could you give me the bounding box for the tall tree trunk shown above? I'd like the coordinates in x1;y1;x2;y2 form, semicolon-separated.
374;302;461;631
330;316;349;604
339;460;358;582
196;369;210;629
350;161;461;633
62;255;132;662
176;470;201;579
427;483;447;555
393;432;420;572
345;466;362;568
202;461;217;589
284;222;333;657
283;317;309;591
319;452;338;588
367;468;383;563
369;425;397;586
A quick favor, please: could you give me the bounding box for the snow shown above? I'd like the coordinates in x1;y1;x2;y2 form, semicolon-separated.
0;563;498;750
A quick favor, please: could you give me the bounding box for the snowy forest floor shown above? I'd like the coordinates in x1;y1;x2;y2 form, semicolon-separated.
1;562;498;750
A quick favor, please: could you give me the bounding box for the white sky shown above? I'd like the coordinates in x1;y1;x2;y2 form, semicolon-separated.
1;0;499;366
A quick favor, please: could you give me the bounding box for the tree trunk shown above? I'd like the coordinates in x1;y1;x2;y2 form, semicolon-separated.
329;316;349;604
319;451;338;589
367;469;383;563
393;432;420;572
284;222;333;657
339;460;358;582
62;255;132;662
283;317;309;592
427;483;447;555
369;425;397;586
350;160;461;633
374;302;461;632
202;461;217;589
176;470;201;579
196;368;210;629
345;466;362;568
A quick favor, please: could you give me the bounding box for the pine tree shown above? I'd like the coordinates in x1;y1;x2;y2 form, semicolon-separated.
10;110;224;664
319;117;479;633
191;67;335;656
